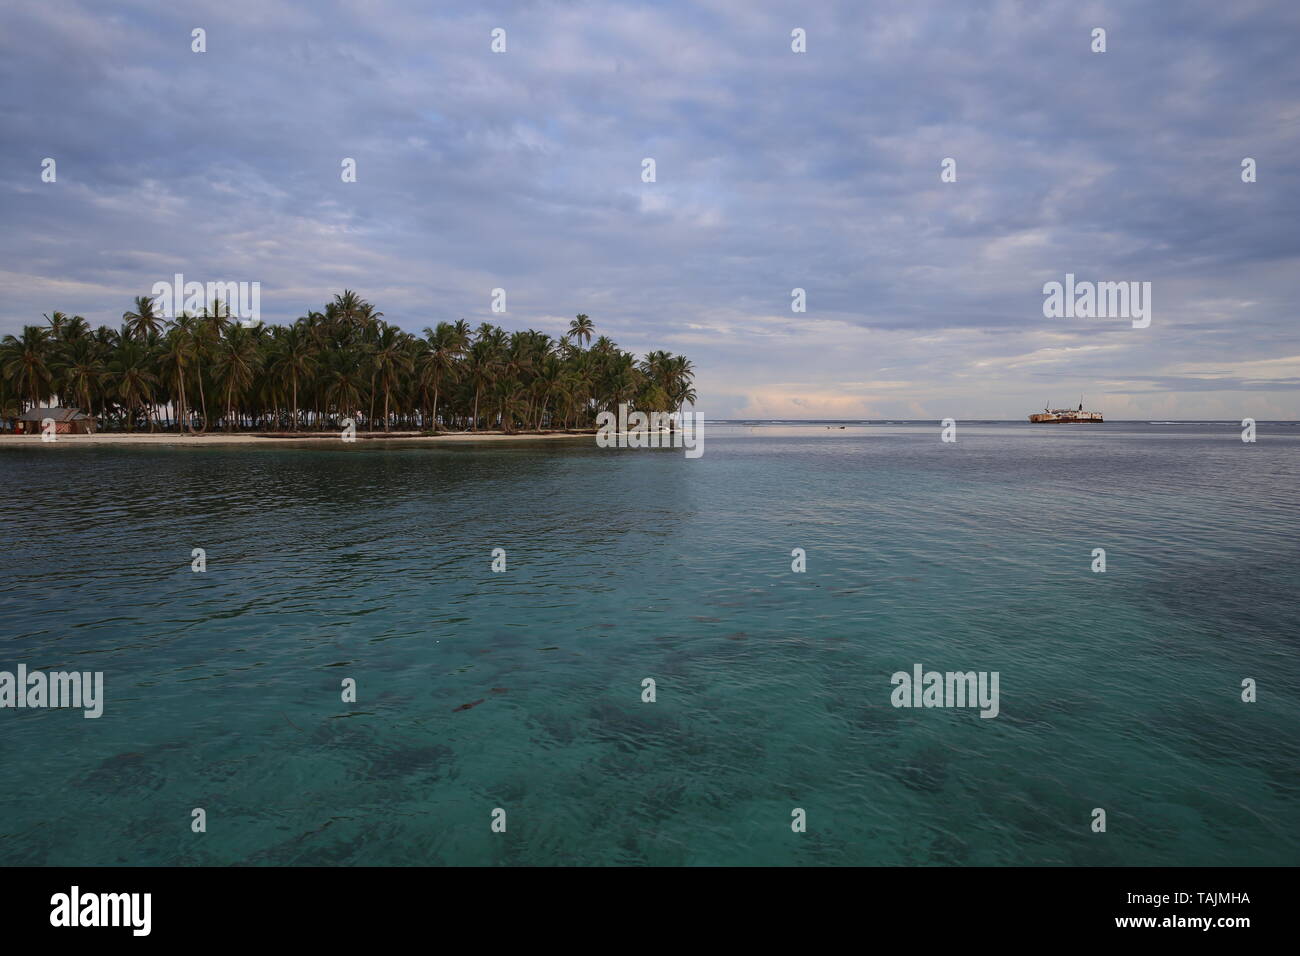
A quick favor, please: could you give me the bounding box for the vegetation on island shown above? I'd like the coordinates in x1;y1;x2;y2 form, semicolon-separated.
0;291;696;433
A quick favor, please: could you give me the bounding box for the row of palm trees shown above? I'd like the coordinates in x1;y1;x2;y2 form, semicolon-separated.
0;291;696;433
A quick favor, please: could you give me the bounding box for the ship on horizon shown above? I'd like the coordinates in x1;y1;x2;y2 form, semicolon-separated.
1028;398;1103;423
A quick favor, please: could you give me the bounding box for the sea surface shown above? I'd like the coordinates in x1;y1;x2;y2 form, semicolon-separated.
1;421;1297;866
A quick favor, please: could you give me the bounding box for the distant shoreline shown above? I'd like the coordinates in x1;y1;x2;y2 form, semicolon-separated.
3;420;1295;448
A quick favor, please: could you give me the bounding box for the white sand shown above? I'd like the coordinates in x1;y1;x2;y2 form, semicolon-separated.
0;430;593;447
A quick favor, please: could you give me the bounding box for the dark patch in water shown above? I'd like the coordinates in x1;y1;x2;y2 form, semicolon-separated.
453;699;486;712
894;750;949;794
923;831;971;865
364;743;454;781
81;751;167;796
528;710;577;745
850;704;903;736
239;819;376;866
632;781;688;823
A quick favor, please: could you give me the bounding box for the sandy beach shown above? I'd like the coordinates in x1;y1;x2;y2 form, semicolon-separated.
0;430;594;447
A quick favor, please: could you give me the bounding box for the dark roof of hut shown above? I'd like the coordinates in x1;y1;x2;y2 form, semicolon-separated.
15;406;92;422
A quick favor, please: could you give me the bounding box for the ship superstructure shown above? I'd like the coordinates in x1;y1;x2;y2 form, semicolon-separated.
1028;398;1103;423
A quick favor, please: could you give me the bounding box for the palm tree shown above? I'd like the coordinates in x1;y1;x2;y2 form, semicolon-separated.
0;326;54;411
187;298;229;432
565;353;595;426
490;378;528;433
159;315;199;433
418;322;461;431
463;336;500;430
59;314;91;344
332;290;366;327
568;314;594;347
199;297;232;337
605;352;639;413
0;376;19;426
44;311;70;340
667;354;697;414
123;295;164;340
212;324;261;431
532;354;563;429
356;302;385;337
110;331;158;431
371;325;412;430
322;348;365;427
268;323;317;430
55;338;106;425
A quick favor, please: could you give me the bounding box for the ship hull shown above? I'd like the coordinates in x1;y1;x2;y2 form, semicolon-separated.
1028;415;1104;423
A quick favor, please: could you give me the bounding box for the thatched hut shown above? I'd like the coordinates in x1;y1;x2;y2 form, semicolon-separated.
14;407;97;435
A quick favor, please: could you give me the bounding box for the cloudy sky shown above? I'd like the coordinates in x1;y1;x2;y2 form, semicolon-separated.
3;0;1298;418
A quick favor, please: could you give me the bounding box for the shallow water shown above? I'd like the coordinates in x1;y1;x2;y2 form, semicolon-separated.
1;422;1296;865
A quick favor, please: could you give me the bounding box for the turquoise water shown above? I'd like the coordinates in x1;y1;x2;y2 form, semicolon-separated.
1;422;1296;866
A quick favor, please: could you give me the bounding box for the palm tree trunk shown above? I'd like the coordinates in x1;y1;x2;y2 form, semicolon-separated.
178;364;190;434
